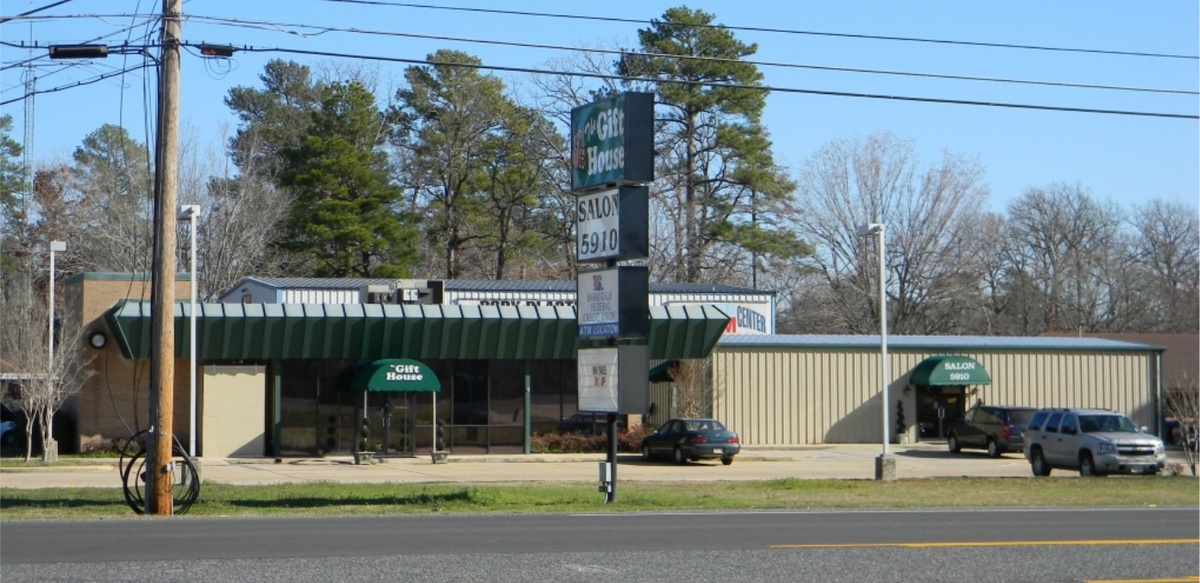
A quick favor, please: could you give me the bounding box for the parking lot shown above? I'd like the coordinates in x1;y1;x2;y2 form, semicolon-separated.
2;442;1194;489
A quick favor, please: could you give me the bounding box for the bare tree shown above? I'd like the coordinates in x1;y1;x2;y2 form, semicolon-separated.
1163;375;1198;476
194;128;297;299
1129;199;1200;332
1;276;93;461
1004;183;1125;333
666;359;723;419
789;132;991;334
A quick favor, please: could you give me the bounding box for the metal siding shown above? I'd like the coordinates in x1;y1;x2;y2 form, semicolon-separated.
714;346;1155;446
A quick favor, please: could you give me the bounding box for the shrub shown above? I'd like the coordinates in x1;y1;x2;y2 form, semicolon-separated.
531;425;654;453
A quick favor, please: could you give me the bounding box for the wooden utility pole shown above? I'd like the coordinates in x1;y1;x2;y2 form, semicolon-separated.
146;0;182;516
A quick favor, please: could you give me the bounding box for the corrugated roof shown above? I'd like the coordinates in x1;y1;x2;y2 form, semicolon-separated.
235;277;393;291
232;277;771;296
104;301;731;361
717;334;1163;352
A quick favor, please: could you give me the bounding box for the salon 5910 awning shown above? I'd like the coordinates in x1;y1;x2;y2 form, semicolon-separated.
351;359;440;392
909;355;991;386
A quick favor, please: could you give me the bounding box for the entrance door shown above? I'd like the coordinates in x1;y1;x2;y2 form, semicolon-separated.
915;386;966;439
363;392;418;457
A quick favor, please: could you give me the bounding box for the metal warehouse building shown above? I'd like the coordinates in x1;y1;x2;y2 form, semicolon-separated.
709;335;1165;446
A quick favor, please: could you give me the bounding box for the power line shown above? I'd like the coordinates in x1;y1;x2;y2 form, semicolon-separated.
0;61;151;106
231;44;1198;120
0;16;159;72
315;0;1200;61
182;15;1198;97
0;0;75;24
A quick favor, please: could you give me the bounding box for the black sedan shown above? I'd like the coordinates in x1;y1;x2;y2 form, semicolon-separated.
641;418;740;465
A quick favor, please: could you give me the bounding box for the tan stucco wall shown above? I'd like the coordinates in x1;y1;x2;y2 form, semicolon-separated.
202;365;265;457
711;347;1157;446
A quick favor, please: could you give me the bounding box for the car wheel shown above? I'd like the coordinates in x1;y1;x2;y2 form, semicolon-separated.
641;444;651;462
1079;453;1103;477
1030;448;1051;477
986;438;1001;458
673;446;686;465
947;434;960;453
0;432;15;447
721;457;734;466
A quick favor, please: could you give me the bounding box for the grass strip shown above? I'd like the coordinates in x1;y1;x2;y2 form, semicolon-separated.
1;477;1196;520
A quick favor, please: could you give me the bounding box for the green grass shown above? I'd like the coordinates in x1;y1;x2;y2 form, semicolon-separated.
1;477;1196;520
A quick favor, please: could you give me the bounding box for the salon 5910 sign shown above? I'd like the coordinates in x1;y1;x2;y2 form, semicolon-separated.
576;186;648;263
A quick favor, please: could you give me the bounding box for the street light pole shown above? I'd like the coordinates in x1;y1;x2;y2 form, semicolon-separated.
179;205;200;458
858;223;895;481
48;240;66;372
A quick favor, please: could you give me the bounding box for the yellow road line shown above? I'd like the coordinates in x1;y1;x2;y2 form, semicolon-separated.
1085;577;1199;583
771;539;1200;549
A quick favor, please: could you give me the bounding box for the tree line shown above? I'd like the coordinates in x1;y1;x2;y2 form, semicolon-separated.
2;6;1197;341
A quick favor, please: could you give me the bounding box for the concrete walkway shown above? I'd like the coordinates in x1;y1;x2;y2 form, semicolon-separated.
1;443;1194;489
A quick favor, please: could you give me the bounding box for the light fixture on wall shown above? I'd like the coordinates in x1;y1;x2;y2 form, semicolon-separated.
88;331;107;349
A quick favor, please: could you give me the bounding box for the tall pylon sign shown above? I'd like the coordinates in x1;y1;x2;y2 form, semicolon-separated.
571;92;654;503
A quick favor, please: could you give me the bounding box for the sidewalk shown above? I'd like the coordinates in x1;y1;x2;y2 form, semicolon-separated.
2;443;1194;490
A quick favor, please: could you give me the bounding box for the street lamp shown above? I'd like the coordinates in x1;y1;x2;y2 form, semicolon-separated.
48;240;66;372
179;205;200;458
858;223;894;481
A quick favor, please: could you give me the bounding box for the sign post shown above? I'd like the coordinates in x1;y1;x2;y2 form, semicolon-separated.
571;92;654;504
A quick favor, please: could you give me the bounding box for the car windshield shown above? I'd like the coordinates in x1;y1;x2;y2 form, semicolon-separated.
1079;414;1139;433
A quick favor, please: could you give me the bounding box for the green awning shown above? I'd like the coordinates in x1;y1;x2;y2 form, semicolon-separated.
909;355;991;386
103;301;730;361
649;360;679;383
351;359;440;392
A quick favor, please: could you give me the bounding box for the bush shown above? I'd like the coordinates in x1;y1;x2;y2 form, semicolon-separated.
531;425;654;453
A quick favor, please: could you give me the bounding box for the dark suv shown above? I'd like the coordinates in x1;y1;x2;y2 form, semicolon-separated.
946;404;1036;457
1023;407;1166;477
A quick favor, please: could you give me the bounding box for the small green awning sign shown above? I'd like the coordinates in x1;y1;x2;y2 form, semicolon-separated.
909;355;991;386
351;359;440;392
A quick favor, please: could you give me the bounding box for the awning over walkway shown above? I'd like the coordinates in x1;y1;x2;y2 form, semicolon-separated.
648;360;678;383
103;301;731;361
351;359;440;392
909;355;991;386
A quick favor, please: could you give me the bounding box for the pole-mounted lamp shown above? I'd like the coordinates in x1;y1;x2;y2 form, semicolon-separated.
179;205;200;458
48;240;66;372
858;223;894;481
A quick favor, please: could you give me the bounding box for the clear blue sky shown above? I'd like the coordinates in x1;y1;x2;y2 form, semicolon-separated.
2;1;1197;214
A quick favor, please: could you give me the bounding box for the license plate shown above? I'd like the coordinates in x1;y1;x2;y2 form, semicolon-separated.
712;448;723;454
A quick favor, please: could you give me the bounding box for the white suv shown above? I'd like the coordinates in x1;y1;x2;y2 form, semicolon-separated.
1024;408;1166;477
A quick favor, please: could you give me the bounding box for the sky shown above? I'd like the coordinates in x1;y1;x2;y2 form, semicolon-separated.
2;1;1197;215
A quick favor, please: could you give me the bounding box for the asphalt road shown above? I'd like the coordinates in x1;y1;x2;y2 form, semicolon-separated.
2;508;1197;582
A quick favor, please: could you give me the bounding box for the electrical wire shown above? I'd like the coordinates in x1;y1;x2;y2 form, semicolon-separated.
180;15;1199;96
230;44;1199;120
0;62;151;106
0;0;75;24
314;0;1200;61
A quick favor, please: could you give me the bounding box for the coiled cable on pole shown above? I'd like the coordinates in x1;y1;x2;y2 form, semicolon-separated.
118;428;201;515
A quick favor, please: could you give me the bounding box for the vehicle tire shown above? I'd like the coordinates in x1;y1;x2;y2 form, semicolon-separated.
721;457;734;466
986;438;1001;458
1079;453;1103;477
673;446;686;465
947;433;960;454
641;444;651;462
1030;448;1051;477
0;432;15;447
